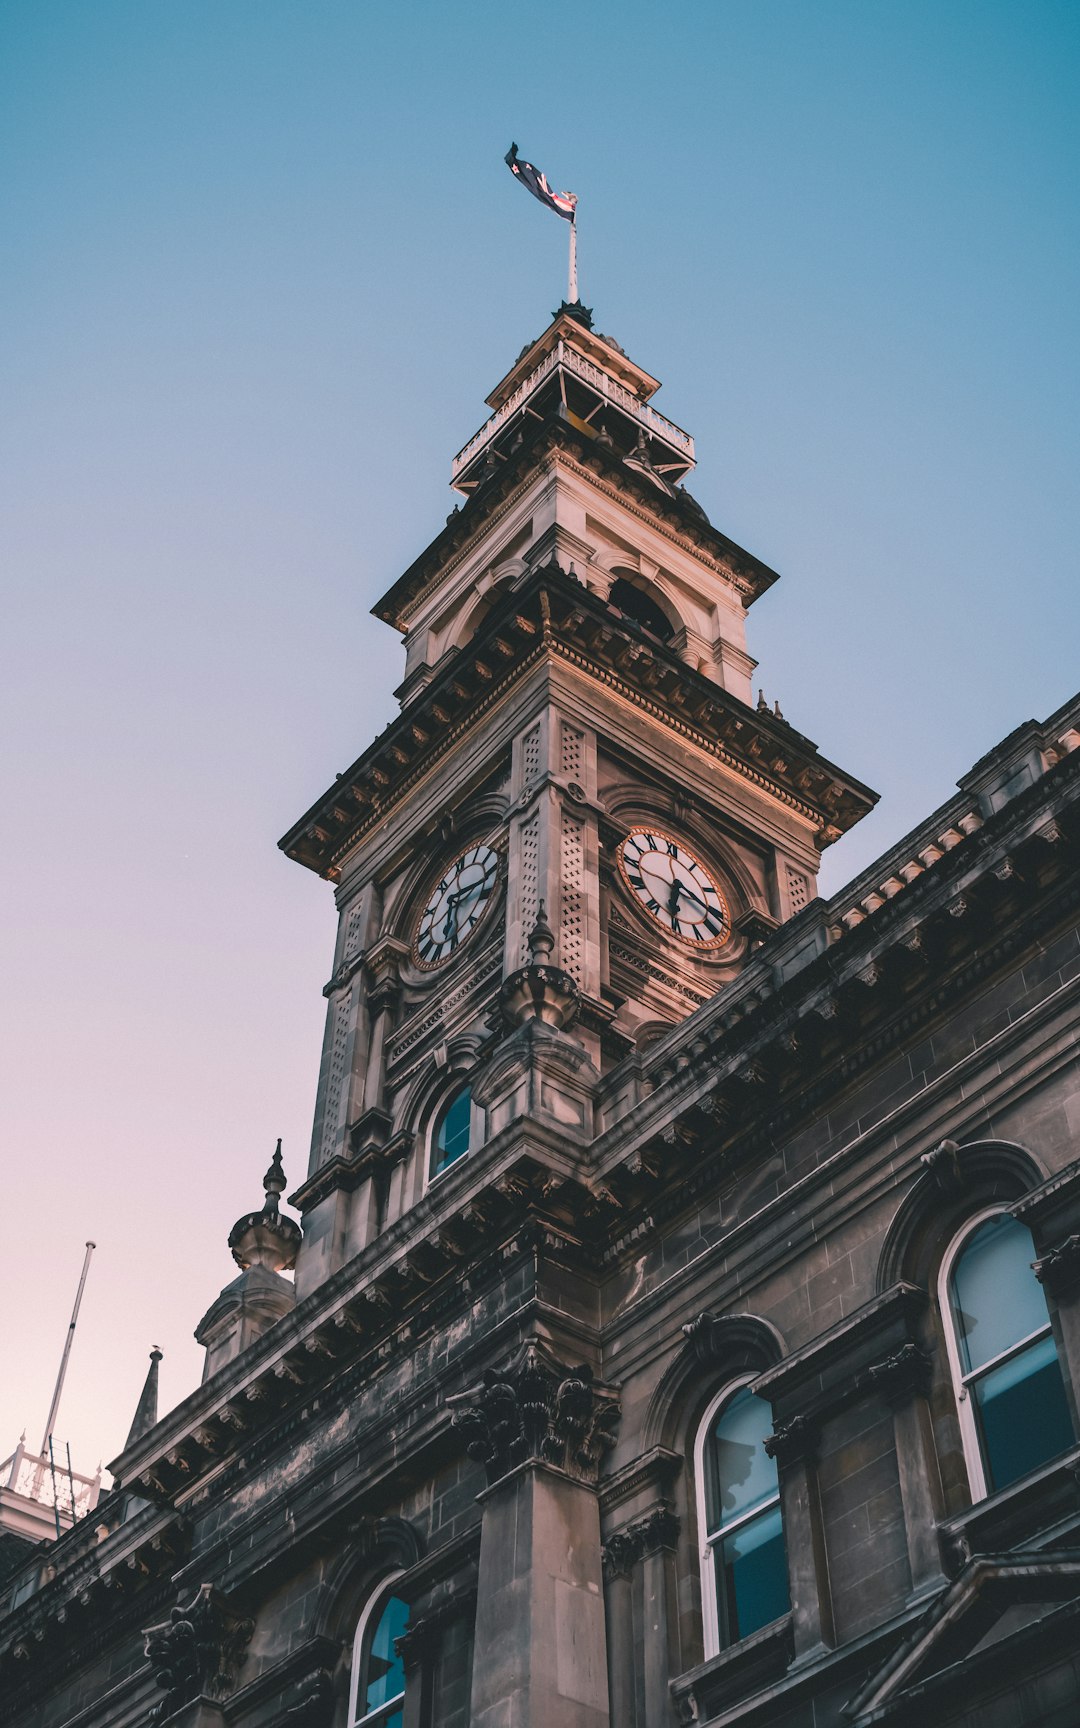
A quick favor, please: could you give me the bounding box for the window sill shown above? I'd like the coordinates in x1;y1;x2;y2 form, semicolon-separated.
941;1441;1080;1565
670;1615;793;1721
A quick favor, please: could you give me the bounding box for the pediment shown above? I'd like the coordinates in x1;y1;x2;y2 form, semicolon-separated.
846;1550;1080;1723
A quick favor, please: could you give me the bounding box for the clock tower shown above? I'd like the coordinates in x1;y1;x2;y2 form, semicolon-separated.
280;303;875;1300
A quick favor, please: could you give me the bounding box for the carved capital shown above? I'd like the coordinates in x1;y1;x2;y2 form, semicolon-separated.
601;1530;640;1581
601;1506;680;1580
1033;1234;1080;1295
446;1340;619;1486
143;1584;253;1718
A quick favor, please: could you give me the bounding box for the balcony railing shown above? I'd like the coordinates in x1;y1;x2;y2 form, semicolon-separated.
2;1440;101;1522
451;341;695;482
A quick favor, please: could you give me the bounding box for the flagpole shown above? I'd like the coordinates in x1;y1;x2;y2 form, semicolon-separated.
568;210;578;304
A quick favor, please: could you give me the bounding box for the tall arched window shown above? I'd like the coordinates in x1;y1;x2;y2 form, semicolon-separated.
348;1576;410;1728
941;1210;1074;1499
694;1382;789;1654
430;1083;472;1181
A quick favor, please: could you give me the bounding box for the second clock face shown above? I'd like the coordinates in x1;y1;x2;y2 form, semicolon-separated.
414;843;500;967
618;829;731;950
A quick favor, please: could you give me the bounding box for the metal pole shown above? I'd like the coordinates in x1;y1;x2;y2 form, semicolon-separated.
568;214;578;304
47;1438;62;1539
40;1241;96;1455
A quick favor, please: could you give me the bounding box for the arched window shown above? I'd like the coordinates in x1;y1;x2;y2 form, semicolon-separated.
694;1382;789;1654
608;577;676;644
941;1210;1074;1499
430;1083;472;1180
348;1577;410;1728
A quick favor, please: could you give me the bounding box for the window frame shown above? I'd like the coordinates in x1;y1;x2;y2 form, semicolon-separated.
427;1081;474;1186
938;1204;1067;1501
347;1570;408;1728
693;1376;787;1658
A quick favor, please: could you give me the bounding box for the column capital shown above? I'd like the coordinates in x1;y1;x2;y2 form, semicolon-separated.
446;1338;619;1487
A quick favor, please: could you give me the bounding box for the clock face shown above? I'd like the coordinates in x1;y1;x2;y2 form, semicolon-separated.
617;829;731;950
414;843;500;968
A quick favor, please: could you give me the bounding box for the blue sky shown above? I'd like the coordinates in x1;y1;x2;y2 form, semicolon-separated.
3;0;1078;1475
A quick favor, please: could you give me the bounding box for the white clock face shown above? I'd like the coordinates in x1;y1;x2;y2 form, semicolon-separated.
414;843;500;967
617;829;731;950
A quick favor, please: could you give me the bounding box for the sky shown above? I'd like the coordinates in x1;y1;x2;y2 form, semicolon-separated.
2;0;1078;1484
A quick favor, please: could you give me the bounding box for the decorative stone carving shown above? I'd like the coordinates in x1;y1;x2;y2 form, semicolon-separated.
920;1137;965;1194
228;1141;303;1272
143;1584;253;1718
286;1669;335;1727
1033;1234;1080;1294
763;1415;815;1467
601;1529;640;1581
602;1507;681;1578
860;1341;932;1404
446;1340;619;1485
682;1311;725;1364
499;903;580;1029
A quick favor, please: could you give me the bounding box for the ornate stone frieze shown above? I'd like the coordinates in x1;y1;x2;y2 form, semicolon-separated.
446;1340;619;1486
143;1584;253;1718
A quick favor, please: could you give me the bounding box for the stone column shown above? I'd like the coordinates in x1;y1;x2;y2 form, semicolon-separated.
600;1537;636;1728
763;1421;834;1661
447;1341;619;1728
863;1343;946;1601
637;1510;680;1726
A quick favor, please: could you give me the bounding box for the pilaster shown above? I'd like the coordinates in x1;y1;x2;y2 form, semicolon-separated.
447;1341;619;1728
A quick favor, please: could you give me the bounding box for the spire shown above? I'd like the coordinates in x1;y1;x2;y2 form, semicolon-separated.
124;1348;162;1449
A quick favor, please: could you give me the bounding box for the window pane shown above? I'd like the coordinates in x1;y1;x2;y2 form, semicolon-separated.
716;1503;788;1642
705;1386;778;1534
951;1215;1049;1374
975;1332;1074;1493
363;1594;409;1714
433;1086;471;1176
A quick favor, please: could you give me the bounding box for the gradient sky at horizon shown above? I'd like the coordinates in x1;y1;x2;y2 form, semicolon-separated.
3;0;1078;1480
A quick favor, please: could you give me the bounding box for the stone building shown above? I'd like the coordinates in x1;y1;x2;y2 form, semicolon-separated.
4;304;1080;1728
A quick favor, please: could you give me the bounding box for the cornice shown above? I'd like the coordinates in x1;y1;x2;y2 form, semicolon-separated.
280;566;875;878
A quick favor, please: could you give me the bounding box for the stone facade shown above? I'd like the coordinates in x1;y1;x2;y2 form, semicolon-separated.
4;306;1080;1728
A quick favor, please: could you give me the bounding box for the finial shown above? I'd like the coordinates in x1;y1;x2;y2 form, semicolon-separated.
757;689;769;713
228;1140;302;1272
774;699;785;721
527;901;556;964
262;1139;286;1217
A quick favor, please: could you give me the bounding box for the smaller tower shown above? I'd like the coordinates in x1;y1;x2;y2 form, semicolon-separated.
195;1143;302;1381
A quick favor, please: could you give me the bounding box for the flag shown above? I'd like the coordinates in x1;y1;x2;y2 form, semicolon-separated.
505;143;577;222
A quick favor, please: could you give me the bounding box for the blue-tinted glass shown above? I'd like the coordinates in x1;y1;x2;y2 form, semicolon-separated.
363;1595;408;1714
951;1216;1048;1373
717;1503;788;1642
705;1386;777;1533
975;1332;1074;1493
432;1087;471;1177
